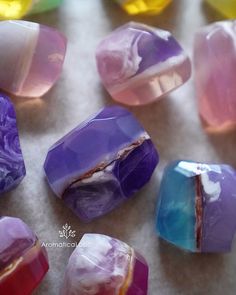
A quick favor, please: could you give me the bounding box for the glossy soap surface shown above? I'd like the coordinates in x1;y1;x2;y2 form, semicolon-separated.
116;0;171;15
0;20;67;98
0;0;62;19
0;93;25;194
0;0;31;19
44;106;158;222
157;161;236;252
0;217;49;295
60;233;148;295
194;21;236;130
206;0;236;18
96;22;191;105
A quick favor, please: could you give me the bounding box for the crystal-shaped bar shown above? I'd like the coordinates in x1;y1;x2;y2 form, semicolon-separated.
96;22;191;105
156;160;236;252
0;217;49;294
44;106;159;222
0;20;67;98
194;21;236;130
0;0;62;20
206;0;236;19
60;233;148;295
0;93;25;194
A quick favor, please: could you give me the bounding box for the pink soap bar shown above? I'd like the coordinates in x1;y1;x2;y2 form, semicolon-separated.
60;233;148;295
0;20;67;98
96;22;191;106
0;216;49;295
194;21;236;130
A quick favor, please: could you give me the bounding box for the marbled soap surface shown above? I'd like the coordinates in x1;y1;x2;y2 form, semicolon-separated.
0;93;25;193
60;234;148;295
1;1;236;295
96;21;191;105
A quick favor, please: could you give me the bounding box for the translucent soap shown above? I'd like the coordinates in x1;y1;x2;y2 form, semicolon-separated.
116;0;171;15
206;0;236;18
0;0;62;20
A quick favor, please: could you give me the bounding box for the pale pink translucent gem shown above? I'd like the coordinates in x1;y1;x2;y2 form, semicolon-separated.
194;21;236;130
0;20;67;98
96;22;191;106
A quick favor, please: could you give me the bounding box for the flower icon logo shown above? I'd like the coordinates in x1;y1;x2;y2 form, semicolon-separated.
59;223;76;240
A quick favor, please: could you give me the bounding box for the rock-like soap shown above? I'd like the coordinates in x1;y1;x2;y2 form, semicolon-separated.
44;106;159;222
116;0;171;15
60;233;148;295
206;0;236;19
96;22;191;105
0;93;25;194
194;21;236;130
156;161;236;252
0;217;49;294
0;20;67;98
0;0;62;20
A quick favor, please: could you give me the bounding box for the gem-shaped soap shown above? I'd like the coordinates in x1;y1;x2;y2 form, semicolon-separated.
60;233;148;295
0;20;67;98
0;0;62;20
0;93;25;194
156;160;236;253
116;0;171;15
44;106;158;222
0;216;49;294
206;0;236;19
194;21;236;130
96;22;191;105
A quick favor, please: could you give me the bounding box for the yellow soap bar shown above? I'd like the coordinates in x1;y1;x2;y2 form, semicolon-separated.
116;0;172;15
0;0;32;19
206;0;236;18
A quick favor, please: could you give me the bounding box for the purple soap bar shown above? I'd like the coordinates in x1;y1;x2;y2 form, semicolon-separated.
0;93;25;194
60;233;148;295
0;217;49;295
44;106;158;221
96;22;191;105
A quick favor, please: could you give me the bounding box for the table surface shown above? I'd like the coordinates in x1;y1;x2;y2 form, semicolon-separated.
1;0;236;294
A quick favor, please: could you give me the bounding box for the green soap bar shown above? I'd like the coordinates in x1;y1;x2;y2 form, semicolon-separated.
29;0;63;14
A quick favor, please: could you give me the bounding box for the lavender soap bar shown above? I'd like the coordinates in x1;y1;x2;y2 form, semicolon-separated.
96;22;191;105
44;106;159;221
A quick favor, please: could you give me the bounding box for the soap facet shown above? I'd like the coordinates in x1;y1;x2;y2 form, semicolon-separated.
44;106;159;222
0;20;67;98
96;22;191;105
194;21;236;130
0;93;25;194
156;161;236;253
206;0;236;19
60;233;148;295
0;217;49;294
116;0;171;15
